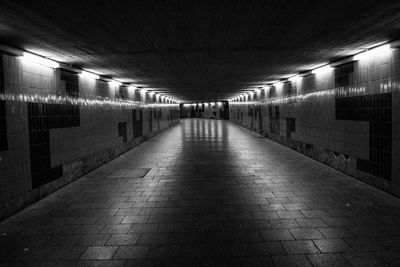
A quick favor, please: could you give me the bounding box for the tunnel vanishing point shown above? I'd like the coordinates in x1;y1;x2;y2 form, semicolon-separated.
1;1;400;266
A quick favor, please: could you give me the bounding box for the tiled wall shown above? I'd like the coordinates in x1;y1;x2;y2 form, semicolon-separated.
0;54;179;220
180;102;229;119
230;47;400;196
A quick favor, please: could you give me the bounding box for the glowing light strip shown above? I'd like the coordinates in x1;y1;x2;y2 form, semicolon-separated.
21;52;60;68
109;80;122;86
80;70;99;80
353;44;392;61
288;75;300;82
311;64;332;74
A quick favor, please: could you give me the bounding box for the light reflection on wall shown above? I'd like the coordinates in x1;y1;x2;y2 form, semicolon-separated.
0;92;178;109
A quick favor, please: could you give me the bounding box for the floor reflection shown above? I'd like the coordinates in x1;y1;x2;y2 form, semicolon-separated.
1;118;400;266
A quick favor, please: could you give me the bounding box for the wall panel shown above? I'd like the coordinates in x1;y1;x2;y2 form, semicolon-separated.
230;48;400;196
0;54;179;220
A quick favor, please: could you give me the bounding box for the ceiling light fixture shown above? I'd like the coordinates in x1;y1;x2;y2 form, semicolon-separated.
80;70;99;80
288;75;300;82
109;80;122;86
21;52;60;68
353;44;392;61
311;64;332;74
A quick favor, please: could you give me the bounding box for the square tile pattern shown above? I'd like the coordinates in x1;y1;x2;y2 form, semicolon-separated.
1;119;400;266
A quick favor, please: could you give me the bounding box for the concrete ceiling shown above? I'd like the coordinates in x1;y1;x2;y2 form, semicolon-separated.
0;1;399;101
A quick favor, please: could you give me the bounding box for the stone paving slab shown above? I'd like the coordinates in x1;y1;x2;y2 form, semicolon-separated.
1;118;400;266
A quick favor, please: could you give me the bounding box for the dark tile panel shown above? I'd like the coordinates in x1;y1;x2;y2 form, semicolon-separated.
287;81;297;96
260;89;266;99
286;118;295;140
0;56;7;152
132;109;143;138
334;62;354;89
116;86;129;100
28;102;80;189
335;93;392;180
118;122;127;143
269;105;280;135
134;90;141;102
302;75;316;93
269;86;276;98
256;106;262;131
60;69;79;98
149;110;153;133
0;100;7;152
248;107;253;117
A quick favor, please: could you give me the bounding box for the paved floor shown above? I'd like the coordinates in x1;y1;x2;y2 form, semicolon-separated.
1;119;400;266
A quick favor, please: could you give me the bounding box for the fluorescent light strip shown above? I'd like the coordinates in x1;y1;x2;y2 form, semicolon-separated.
311;64;332;74
288;75;300;82
22;52;60;68
80;70;99;80
109;80;122;86
353;44;392;61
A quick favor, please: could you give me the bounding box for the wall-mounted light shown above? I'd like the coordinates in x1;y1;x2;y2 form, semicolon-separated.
21;52;60;68
311;64;332;75
140;89;147;93
80;70;99;80
274;81;282;86
129;85;137;91
353;44;392;61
